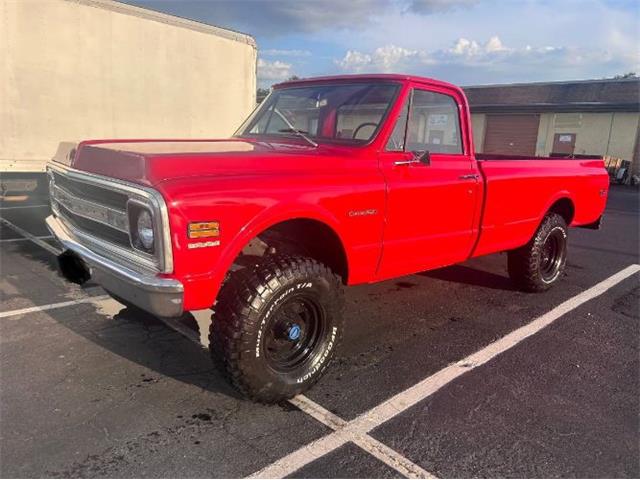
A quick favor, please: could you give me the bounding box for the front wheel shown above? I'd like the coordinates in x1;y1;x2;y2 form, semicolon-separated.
508;213;568;292
210;255;344;403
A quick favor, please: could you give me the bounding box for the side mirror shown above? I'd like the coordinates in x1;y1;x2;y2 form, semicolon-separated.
412;150;431;165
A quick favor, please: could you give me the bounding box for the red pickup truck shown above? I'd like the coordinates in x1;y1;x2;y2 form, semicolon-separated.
47;74;608;402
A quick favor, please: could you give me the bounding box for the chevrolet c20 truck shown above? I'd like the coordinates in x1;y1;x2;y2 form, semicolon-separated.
46;74;609;402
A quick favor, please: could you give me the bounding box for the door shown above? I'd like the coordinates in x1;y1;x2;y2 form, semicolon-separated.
552;133;576;155
378;86;480;279
483;114;540;156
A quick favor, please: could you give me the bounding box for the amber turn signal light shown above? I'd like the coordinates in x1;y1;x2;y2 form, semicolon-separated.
188;221;220;239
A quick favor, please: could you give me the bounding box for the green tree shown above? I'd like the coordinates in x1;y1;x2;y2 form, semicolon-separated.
612;72;637;79
256;87;270;103
256;76;303;103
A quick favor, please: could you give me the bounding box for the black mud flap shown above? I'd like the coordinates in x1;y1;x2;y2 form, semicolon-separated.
578;215;603;230
58;250;91;285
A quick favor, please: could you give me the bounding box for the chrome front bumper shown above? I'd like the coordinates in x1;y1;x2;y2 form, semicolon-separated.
46;215;184;317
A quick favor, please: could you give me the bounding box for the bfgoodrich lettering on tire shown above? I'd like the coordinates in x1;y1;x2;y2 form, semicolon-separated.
210;255;345;403
508;212;568;292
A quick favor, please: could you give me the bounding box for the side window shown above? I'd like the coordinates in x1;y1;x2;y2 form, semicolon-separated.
385;98;409;151
406;90;463;154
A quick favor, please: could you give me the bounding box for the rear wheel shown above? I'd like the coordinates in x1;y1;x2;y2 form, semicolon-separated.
508;213;568;292
210;255;344;403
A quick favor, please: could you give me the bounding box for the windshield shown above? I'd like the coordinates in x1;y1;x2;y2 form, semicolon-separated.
235;83;400;145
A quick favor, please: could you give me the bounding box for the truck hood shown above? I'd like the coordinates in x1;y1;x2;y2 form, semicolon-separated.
53;139;331;186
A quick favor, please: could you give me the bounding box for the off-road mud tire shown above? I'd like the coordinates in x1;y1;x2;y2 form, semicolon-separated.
210;255;345;403
508;213;568;292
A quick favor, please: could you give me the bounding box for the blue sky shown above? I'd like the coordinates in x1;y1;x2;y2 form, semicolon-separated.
126;0;639;87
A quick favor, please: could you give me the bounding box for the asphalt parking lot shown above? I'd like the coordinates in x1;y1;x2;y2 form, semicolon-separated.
1;186;638;478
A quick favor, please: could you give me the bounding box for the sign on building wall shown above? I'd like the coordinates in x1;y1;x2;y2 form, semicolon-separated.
428;114;449;127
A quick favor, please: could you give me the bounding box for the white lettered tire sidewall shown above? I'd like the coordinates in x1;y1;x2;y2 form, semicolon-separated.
210;255;345;402
507;212;569;292
246;276;341;390
538;225;567;285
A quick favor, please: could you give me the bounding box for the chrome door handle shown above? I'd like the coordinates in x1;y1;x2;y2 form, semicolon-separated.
459;174;479;180
394;159;421;166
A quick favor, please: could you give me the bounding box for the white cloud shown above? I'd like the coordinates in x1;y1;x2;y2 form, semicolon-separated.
130;0;639;83
262;49;312;57
450;38;480;56
337;45;425;73
257;58;294;82
448;36;508;56
485;36;506;53
335;36;638;84
337;50;373;72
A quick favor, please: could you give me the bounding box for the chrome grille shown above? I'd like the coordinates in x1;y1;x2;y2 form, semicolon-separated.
47;163;173;274
55;201;131;248
52;171;128;211
51;184;129;233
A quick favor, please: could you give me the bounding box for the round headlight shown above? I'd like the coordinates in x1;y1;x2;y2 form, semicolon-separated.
136;210;154;251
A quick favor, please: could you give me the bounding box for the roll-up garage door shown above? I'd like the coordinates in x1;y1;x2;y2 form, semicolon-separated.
483;114;540;156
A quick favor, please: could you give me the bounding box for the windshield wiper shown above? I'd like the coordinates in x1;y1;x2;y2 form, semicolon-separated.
278;128;318;148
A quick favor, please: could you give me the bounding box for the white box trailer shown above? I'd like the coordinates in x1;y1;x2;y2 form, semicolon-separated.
0;0;257;177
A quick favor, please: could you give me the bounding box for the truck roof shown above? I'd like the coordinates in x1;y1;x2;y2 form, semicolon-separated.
273;74;462;92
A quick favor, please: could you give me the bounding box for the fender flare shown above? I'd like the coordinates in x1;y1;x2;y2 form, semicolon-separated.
204;203;351;305
510;192;576;251
539;191;576;226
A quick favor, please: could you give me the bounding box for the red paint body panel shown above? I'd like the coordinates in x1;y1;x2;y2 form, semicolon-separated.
57;75;609;312
473;158;608;257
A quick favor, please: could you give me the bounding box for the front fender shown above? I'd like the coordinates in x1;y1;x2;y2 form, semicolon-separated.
219;202;349;276
176;201;350;311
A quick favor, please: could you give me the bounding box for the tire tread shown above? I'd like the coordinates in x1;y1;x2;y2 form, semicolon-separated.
210;254;344;403
508;212;568;292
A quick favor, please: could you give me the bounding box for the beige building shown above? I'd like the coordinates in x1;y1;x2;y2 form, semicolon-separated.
465;78;640;177
1;0;257;174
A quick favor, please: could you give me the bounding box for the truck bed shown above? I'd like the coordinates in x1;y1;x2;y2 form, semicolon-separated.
472;154;609;257
476;153;603;161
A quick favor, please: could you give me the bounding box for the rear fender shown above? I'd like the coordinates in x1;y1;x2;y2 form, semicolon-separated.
510;192;575;250
540;191;575;226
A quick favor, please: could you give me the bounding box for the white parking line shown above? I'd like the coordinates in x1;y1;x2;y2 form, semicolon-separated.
0;235;53;243
0;217;61;255
0;295;110;318
0;204;49;210
288;395;435;479
249;264;640;478
4;217;636;479
354;433;437;479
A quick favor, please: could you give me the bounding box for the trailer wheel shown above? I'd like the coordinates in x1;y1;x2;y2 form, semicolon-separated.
508;213;568;292
210;255;344;403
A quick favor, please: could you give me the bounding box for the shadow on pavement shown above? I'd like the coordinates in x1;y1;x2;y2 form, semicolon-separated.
44;298;243;401
419;263;516;291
